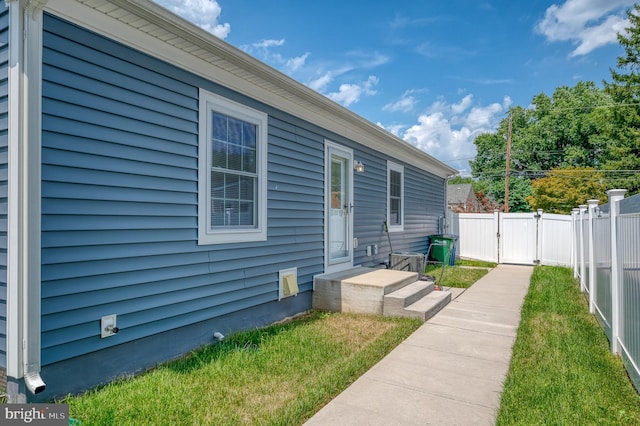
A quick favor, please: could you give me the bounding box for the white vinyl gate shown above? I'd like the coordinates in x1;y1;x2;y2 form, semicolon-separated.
499;213;538;264
449;211;573;266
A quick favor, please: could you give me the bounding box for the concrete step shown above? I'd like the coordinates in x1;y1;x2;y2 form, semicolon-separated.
402;290;452;321
312;267;371;291
313;268;419;315
383;280;435;317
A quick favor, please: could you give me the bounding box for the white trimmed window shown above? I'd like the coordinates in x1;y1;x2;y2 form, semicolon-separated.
387;161;404;232
198;89;268;244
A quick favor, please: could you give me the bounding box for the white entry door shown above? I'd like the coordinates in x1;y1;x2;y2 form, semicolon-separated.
325;142;354;273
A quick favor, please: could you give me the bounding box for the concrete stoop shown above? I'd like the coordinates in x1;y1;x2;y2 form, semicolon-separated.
383;280;451;321
313;267;451;321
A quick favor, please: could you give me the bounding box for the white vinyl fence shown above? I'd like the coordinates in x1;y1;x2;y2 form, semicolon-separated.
448;210;573;266
449;212;498;263
573;190;640;392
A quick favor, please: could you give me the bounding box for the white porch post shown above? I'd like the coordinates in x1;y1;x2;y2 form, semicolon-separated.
608;189;626;354
587;199;599;314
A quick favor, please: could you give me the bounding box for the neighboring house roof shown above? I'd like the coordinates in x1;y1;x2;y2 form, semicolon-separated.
49;0;457;179
448;184;475;205
447;183;485;213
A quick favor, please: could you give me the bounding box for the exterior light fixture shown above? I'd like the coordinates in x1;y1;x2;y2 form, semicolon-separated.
354;160;365;173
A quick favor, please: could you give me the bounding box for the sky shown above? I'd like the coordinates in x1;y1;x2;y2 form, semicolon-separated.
153;0;635;175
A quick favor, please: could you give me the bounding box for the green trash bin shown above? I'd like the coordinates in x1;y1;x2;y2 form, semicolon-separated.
428;235;455;264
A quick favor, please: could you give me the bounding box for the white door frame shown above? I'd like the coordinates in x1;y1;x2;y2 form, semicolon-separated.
324;141;354;273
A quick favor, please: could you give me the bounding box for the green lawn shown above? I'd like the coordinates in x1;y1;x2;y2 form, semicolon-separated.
62;312;422;425
497;266;640;425
424;263;492;288
454;258;497;268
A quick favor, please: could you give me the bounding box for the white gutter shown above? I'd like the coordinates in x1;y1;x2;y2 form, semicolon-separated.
443;174;458;234
6;0;46;398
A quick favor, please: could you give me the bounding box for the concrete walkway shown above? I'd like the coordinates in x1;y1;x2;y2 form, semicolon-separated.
304;264;533;426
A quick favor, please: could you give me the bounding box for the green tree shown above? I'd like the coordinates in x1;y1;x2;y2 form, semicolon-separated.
471;82;614;211
448;176;474;185
525;82;612;169
471;106;534;212
604;3;640;194
526;167;607;214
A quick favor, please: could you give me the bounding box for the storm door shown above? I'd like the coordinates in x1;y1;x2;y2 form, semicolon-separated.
325;142;354;272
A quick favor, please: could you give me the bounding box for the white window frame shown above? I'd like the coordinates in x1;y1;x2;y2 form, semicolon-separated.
387;161;405;232
198;89;268;244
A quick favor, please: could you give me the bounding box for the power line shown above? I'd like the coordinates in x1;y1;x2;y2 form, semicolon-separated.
513;101;640;113
472;169;640;178
534;103;640;112
440;150;574;163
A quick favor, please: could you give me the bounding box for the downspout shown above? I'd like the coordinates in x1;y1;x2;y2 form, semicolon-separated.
6;0;46;400
443;175;456;234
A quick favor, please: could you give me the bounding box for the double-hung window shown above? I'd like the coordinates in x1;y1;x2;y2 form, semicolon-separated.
198;89;267;244
387;161;404;232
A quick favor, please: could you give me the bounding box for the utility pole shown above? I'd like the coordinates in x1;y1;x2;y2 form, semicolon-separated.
504;114;512;213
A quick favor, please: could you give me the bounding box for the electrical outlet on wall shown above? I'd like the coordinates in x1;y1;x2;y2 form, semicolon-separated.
101;314;119;338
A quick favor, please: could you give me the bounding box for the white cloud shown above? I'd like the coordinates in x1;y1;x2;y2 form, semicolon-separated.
570;14;630;56
239;39;311;75
379;122;406;137
345;51;391;69
327;76;379;107
286;53;311;73
153;0;230;38
396;95;509;173
237;39;388;108
465;102;504;129
403;112;474;171
451;94;473;114
536;0;634;56
309;72;333;92
383;90;421;113
301;52;388;106
253;39;286;49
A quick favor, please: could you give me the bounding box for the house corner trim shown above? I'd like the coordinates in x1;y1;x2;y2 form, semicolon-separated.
6;0;46;399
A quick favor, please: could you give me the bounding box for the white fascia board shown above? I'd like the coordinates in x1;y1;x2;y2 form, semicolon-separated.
45;0;457;179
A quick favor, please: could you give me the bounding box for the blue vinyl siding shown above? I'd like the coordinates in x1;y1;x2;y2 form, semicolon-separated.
39;13;446;368
351;150;445;268
0;4;9;370
40;14;325;365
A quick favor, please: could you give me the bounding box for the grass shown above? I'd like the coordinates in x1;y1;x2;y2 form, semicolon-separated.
455;258;497;268
424;262;492;288
496;266;640;425
61;311;422;425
